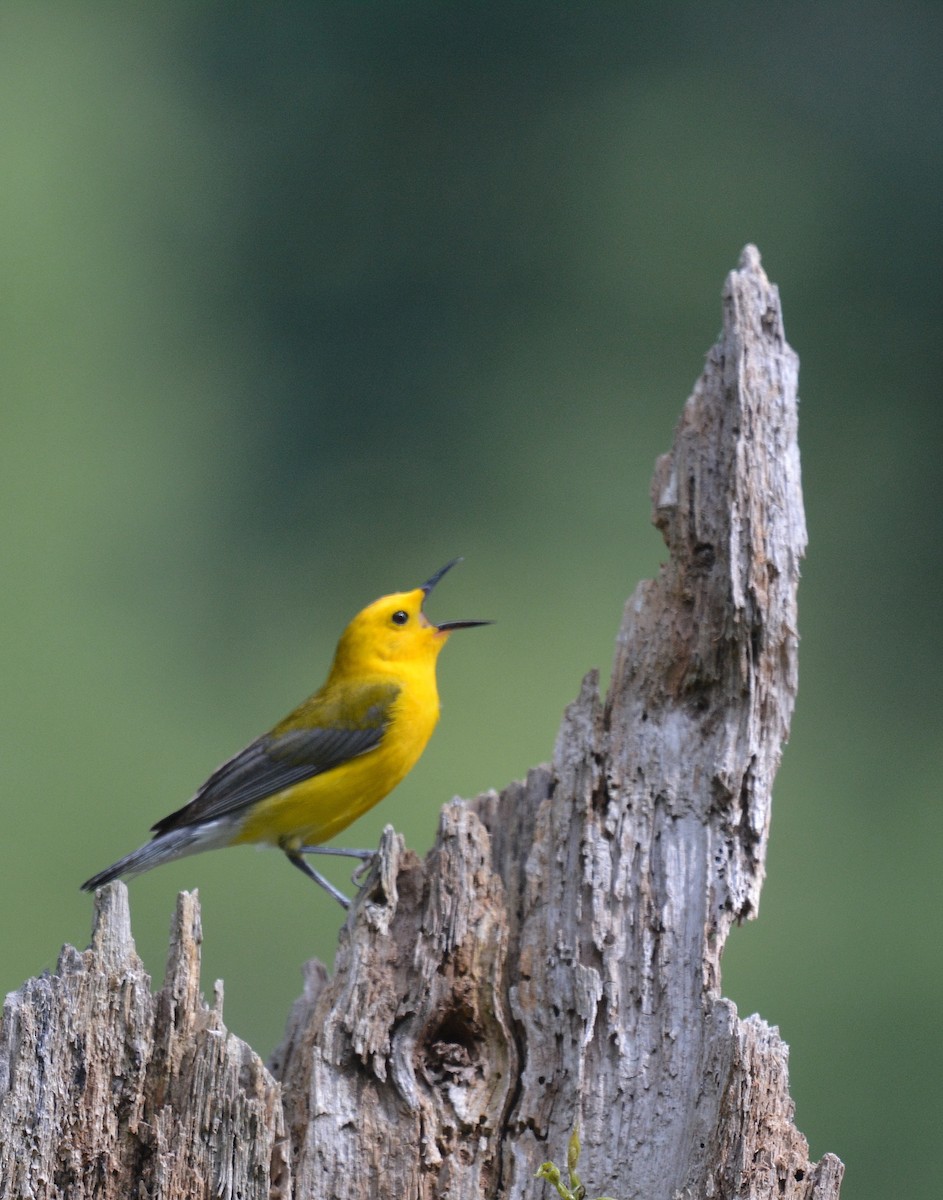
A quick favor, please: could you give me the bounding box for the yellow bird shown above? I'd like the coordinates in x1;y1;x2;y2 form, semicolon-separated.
81;559;490;906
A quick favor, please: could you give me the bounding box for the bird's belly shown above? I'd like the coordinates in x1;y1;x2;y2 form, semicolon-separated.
231;717;432;849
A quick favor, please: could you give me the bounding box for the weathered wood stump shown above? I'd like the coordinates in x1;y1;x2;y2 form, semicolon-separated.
0;246;843;1200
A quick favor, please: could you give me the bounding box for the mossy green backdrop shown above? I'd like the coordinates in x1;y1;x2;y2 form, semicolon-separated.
2;6;940;1196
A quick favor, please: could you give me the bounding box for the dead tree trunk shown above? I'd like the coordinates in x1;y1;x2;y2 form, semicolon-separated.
0;246;844;1200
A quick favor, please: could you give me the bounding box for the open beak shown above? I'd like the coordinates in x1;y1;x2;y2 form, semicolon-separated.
420;557;463;596
420;558;493;633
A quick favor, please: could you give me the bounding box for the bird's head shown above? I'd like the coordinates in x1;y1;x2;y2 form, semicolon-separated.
332;558;491;673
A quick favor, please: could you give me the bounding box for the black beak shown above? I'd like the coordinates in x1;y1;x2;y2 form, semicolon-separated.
420;557;463;596
420;558;493;632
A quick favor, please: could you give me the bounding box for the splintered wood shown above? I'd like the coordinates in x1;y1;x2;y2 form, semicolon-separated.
0;247;842;1200
0;886;290;1198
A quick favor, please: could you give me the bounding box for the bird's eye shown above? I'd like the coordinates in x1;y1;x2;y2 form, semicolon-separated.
392;610;409;626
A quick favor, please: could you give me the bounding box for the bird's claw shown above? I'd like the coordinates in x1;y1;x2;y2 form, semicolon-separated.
351;855;377;886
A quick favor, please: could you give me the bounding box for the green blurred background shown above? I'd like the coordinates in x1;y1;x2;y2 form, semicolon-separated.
2;5;939;1195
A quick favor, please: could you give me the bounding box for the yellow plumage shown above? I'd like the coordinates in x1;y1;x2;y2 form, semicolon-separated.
234;658;441;849
81;559;489;905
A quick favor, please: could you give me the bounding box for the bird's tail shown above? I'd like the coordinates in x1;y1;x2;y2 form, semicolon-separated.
80;822;228;892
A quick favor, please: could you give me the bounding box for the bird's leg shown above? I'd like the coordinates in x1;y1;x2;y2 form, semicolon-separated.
296;844;378;887
284;849;351;908
295;845;375;860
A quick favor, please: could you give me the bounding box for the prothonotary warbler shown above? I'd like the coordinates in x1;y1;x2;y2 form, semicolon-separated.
81;558;490;906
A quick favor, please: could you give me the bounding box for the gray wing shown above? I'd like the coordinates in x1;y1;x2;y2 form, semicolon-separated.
152;683;398;835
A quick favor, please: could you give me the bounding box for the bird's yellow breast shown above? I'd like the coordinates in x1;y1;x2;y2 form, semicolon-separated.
231;664;440;849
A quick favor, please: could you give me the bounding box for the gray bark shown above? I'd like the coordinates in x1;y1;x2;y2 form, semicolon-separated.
0;246;843;1200
0;887;290;1198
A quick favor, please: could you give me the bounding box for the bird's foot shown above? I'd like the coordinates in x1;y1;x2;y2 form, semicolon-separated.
295;844;378;890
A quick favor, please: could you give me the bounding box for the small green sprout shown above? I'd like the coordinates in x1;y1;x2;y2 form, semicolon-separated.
535;1126;617;1200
